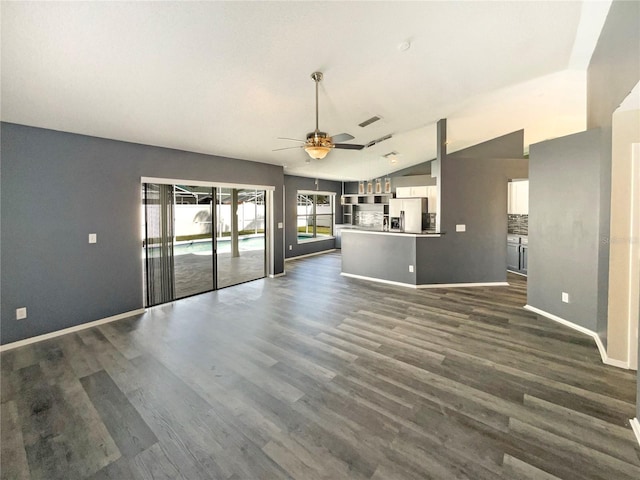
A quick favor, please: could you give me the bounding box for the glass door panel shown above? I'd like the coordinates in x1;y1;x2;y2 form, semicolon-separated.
216;188;266;288
173;185;214;299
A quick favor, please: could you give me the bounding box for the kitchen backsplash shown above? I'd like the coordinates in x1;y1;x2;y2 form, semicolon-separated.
508;214;528;235
355;211;384;228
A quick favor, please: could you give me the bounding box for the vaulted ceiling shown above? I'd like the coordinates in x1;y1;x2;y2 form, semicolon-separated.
1;1;612;181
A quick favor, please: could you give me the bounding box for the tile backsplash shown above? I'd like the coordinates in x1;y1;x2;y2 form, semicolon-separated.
508;214;528;235
355;211;384;228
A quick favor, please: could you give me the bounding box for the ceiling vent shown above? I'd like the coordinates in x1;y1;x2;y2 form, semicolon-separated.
365;134;392;149
358;115;382;128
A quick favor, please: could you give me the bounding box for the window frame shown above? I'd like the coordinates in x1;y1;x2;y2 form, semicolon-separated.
296;190;335;243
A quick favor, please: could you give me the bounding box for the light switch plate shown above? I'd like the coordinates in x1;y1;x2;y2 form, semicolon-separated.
16;307;27;320
456;224;466;232
562;292;570;303
88;233;97;244
409;265;414;273
277;222;283;229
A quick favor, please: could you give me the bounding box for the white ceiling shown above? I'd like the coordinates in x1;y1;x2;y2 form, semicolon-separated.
1;1;612;181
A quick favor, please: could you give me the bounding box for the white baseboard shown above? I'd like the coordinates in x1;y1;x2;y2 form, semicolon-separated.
269;272;286;278
341;272;509;290
631;418;640;447
507;269;528;277
341;272;418;288
0;308;145;352
417;281;509;289
603;356;631;369
285;249;336;261
523;304;630;369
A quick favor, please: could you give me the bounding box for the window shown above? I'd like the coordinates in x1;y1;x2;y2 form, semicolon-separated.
297;192;334;241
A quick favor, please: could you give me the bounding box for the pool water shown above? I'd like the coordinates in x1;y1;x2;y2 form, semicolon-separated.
174;236;265;256
148;235;321;257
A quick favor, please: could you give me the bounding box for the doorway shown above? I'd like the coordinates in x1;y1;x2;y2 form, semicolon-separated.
142;182;268;307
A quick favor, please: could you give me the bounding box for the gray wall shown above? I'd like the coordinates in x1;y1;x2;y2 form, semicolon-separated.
284;175;342;259
342;232;417;284
342;131;527;285
528;129;602;332
589;0;640;427
587;0;640;346
1;123;285;345
587;0;640;131
426;154;528;283
448;130;525;160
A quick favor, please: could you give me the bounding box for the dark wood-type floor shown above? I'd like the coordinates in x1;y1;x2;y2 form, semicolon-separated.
2;252;639;479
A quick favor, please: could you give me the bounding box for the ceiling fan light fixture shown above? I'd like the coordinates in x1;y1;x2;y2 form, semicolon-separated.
304;145;331;160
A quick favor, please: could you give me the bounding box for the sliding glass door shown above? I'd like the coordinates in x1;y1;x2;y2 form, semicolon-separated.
143;182;266;307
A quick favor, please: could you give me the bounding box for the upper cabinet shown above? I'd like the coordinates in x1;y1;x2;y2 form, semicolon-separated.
396;186;429;198
396;185;437;213
508;180;529;214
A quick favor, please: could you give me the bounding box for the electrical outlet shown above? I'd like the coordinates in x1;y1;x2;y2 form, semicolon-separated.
289;245;292;250
456;224;466;232
409;265;414;273
16;307;27;320
562;292;570;303
88;233;97;244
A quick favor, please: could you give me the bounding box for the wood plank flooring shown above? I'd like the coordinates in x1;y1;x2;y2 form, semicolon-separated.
2;251;639;479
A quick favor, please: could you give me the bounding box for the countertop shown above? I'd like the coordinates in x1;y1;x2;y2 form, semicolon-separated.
340;227;442;238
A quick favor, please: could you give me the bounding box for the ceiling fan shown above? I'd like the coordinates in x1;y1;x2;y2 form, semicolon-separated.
274;71;364;160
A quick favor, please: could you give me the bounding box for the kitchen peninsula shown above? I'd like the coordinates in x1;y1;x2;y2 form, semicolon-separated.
340;228;445;287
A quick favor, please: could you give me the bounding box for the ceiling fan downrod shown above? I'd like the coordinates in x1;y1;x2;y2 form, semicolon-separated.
311;71;323;136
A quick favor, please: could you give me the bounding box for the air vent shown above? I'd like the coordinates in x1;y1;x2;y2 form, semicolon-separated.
365;134;392;149
359;115;382;128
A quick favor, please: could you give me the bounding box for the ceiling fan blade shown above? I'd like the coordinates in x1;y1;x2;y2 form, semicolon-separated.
273;145;304;152
333;143;365;150
331;133;355;143
277;137;305;143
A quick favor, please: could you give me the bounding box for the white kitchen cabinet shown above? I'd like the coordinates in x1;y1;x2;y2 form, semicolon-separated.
395;185;437;213
396;186;430;198
395;186;412;198
508;180;529;214
426;186;437;213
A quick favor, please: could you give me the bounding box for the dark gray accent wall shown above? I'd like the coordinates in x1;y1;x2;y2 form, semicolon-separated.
342;131;527;285
283;175;342;259
528;129;602;332
342;156;527;285
1;123;285;345
387;160;433;177
342;232;417;284
448;130;525;159
420;129;527;284
414;156;528;284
